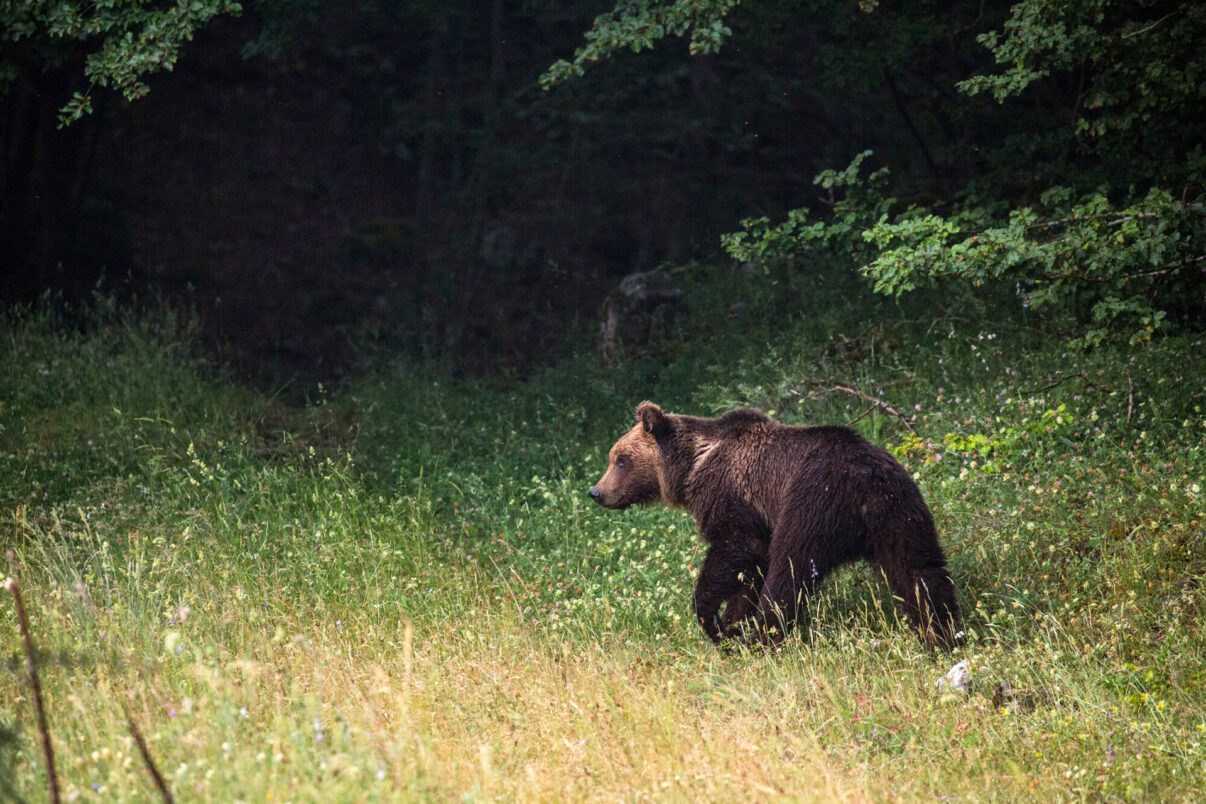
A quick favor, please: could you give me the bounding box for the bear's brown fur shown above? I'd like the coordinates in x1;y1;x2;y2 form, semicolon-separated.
589;402;958;647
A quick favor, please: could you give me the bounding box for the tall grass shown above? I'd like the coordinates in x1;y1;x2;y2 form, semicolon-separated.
2;291;1204;801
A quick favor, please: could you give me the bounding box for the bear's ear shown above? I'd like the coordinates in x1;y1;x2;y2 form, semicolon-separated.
636;401;669;437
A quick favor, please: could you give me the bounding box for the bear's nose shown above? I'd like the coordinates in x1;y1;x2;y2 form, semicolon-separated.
588;486;602;501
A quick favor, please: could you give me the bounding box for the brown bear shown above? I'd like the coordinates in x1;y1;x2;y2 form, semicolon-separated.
589;402;958;648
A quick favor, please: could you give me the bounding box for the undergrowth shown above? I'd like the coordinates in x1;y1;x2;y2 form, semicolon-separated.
1;286;1204;801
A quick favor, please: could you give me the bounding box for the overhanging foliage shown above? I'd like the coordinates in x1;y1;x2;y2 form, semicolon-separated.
553;0;1206;344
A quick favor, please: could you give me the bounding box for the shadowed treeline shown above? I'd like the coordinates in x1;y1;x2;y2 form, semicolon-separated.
3;2;1203;380
2;1;1021;379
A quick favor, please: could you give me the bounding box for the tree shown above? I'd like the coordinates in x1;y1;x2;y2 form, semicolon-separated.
1;0;243;124
1;1;241;298
551;0;1206;344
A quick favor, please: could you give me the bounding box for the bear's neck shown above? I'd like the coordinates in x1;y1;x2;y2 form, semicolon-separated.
656;429;716;511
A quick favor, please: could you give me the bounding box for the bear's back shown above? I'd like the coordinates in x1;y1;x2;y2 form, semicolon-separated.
713;407;772;434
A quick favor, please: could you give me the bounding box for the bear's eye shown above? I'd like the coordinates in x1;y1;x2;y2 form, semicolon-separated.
615;455;629;468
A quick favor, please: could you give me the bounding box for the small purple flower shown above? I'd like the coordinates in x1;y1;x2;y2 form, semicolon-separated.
809;559;818;580
92;782;100;791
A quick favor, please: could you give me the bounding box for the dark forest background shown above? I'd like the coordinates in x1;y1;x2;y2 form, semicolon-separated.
3;1;1204;380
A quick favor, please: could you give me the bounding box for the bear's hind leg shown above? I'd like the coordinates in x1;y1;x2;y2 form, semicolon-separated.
754;548;837;645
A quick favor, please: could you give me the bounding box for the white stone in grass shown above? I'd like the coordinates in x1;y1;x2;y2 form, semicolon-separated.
935;659;971;694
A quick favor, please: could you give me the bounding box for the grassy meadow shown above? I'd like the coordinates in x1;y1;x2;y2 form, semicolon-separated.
2;288;1205;802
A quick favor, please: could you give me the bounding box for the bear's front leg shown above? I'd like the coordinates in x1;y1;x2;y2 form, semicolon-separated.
693;542;757;643
719;550;767;637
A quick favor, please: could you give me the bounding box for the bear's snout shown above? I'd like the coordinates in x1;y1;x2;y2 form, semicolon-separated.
589;485;626;508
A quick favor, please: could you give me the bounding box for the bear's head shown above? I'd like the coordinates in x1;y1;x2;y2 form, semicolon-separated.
588;401;670;509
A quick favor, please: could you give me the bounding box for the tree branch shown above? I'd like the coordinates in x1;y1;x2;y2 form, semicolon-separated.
1022;370;1102;395
792;384;919;436
1121;13;1175;40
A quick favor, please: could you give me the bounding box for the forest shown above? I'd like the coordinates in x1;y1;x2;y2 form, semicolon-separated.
2;1;1205;800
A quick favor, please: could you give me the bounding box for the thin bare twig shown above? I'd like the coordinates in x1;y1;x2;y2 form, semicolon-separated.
5;554;60;804
1027;211;1159;232
125;708;174;803
1044;266;1178;283
1121;12;1175;39
846;404;878;427
795;384;919;435
1023;370;1103;395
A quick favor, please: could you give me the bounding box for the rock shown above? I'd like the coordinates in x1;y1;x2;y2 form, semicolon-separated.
935;659;971;694
597;270;683;366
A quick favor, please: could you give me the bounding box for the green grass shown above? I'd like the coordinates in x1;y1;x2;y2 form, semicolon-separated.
2;293;1205;801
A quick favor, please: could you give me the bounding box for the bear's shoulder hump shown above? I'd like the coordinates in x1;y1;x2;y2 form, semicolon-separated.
715;407;771;431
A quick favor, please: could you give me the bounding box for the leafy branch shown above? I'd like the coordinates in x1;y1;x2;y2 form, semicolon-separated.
725;147;1205;347
1;0;243;125
541;0;741;88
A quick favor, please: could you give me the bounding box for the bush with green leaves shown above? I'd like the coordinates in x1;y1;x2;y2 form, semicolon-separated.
552;0;1206;345
726;156;1206;347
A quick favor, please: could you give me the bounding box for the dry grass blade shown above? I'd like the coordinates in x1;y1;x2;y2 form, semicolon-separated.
5;552;61;804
